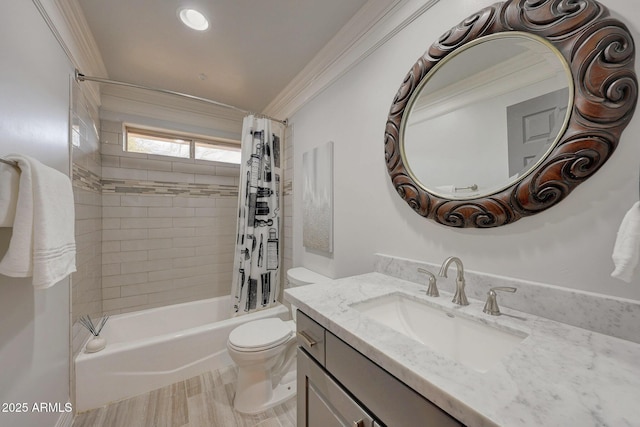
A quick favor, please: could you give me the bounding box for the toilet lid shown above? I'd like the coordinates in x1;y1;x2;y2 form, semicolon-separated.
228;318;293;351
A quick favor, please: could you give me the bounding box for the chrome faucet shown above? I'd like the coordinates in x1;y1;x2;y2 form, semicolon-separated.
417;268;439;297
438;257;469;306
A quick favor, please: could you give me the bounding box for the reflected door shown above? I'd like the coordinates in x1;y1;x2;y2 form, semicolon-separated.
506;88;569;177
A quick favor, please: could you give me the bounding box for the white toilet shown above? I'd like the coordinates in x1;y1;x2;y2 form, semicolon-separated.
226;267;329;414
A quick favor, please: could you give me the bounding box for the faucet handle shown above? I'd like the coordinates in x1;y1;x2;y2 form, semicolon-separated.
417;268;439;297
483;286;516;316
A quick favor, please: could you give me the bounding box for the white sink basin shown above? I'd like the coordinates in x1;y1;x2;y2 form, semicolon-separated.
350;293;527;373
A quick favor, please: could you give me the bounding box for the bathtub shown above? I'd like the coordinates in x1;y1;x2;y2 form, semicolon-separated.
75;295;289;412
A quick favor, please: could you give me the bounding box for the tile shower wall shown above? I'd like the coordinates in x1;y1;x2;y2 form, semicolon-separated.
100;120;241;314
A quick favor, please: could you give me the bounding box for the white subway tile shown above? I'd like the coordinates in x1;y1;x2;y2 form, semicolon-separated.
147;264;214;282
147;153;191;164
101;120;123;133
172;197;216;208
102;287;121;300
101;155;120;168
121;195;173;207
120;157;172;172
120;279;175;297
173;217;214;227
120;217;172;229
74;190;101;206
173;274;213;288
102;241;121;254
102;167;148;180
101;130;121;145
148;207;194;218
120;238;172;252
148;247;196;260
120;259;172;275
213;207;236;217
194;207;216;217
102;250;147;264
148;227;195;239
100;143;125;157
101;194;121;207
102;263;121;277
102;218;121;230
147;170;194;183
172;255;212;269
102;272;149;288
172;236;214;248
193;174;235;185
103;294;149;311
103;206;148;218
214;165;241;177
102;228;148;241
172;162;215;175
75;204;101;220
214;197;239;208
76;218;100;236
146;283;213;305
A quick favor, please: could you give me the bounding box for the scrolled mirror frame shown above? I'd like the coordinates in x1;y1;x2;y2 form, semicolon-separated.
385;0;637;228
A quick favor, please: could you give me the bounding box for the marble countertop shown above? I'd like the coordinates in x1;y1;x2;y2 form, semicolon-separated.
285;272;640;427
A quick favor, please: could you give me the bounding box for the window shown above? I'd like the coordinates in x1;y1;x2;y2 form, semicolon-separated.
125;126;241;164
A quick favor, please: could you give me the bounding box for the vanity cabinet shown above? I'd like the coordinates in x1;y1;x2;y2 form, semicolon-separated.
297;310;462;427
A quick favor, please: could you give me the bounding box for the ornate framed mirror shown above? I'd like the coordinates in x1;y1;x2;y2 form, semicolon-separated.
385;0;637;228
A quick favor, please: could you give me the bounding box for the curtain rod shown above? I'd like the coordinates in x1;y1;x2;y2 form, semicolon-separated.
74;70;288;126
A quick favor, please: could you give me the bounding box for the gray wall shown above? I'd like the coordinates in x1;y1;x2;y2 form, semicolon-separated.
0;2;74;426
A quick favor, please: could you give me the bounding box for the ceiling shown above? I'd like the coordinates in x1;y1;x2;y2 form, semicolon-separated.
77;0;370;114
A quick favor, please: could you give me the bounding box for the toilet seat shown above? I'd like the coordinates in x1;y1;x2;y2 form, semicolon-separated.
228;318;294;352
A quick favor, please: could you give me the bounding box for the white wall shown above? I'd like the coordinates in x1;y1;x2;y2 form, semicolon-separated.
0;1;74;426
290;0;640;301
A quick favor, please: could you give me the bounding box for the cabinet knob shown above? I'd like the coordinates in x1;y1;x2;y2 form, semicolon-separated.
353;420;365;427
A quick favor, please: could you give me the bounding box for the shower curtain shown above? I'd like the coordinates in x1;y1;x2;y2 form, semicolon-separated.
231;115;283;315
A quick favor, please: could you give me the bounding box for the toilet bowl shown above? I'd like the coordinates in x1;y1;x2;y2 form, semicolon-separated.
227;317;297;414
227;267;329;414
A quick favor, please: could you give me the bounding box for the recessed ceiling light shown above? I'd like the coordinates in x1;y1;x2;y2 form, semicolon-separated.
178;8;209;31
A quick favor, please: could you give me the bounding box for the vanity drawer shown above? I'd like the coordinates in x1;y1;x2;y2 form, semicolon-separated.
325;332;462;427
298;348;375;427
296;310;325;365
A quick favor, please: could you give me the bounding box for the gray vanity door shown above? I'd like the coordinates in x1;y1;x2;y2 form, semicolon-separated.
298;348;375;427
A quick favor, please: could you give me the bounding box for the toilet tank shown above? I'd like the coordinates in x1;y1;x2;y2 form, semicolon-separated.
286;267;330;321
286;267;329;288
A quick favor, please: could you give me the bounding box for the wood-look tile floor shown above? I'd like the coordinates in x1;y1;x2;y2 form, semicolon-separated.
72;365;296;427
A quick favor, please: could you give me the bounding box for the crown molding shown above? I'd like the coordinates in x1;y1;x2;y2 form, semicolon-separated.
263;0;440;120
32;0;107;109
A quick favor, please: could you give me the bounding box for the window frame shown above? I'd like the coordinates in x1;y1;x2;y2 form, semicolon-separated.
124;125;241;164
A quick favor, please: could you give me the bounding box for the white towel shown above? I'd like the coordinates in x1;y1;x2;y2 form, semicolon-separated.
611;201;640;283
0;161;19;227
0;154;76;289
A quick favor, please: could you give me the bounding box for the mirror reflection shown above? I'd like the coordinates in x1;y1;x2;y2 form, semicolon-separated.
401;33;572;200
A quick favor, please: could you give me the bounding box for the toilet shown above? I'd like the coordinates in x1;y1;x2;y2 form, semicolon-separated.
227;267;329;414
